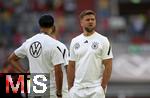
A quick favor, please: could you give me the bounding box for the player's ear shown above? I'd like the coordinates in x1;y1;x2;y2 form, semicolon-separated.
80;20;84;27
52;25;56;33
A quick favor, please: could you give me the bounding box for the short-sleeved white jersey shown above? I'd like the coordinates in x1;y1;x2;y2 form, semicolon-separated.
69;32;113;88
56;41;69;66
50;41;69;95
14;33;64;73
57;41;69;95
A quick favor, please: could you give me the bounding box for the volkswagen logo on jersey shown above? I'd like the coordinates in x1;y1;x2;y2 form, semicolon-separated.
74;43;80;50
91;42;99;49
29;41;42;58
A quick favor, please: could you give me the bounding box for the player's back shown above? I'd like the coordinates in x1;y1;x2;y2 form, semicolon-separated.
24;33;61;73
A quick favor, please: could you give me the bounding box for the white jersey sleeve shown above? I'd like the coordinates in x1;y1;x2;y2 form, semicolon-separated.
101;38;113;60
56;43;69;66
63;46;69;66
14;42;27;58
69;39;76;61
51;45;64;66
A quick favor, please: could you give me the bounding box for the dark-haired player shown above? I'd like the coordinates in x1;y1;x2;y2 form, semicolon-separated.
8;14;64;98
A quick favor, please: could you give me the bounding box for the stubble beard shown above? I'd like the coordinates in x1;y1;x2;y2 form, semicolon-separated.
85;27;95;33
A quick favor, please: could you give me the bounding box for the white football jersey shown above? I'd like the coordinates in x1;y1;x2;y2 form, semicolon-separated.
15;33;65;96
50;40;69;96
69;32;113;88
14;33;64;73
56;41;69;66
57;41;69;96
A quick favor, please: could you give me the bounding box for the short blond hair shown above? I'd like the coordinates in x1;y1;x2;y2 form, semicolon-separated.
79;10;96;20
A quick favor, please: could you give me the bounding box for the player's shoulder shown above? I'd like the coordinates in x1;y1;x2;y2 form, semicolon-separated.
71;33;83;42
95;32;109;42
26;33;58;46
56;40;68;49
22;35;35;45
25;33;44;42
95;32;107;39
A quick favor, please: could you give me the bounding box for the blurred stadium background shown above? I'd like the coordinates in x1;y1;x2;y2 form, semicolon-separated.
0;0;150;98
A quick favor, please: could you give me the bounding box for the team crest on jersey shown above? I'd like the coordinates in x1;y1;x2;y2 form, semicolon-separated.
91;42;99;49
74;43;80;50
29;41;42;58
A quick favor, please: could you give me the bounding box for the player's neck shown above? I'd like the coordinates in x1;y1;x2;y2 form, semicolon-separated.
50;35;56;39
40;28;53;36
83;31;95;36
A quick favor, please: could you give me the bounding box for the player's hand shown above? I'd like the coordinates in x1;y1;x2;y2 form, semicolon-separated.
101;85;105;90
101;85;107;94
56;92;62;98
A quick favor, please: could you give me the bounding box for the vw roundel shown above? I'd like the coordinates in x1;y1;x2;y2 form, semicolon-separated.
29;41;42;58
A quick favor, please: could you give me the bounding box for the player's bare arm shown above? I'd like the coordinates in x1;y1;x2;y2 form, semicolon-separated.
67;61;75;90
101;58;112;91
8;52;26;73
54;64;63;97
64;65;68;73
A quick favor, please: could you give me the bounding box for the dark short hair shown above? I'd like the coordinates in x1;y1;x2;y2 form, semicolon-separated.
39;14;54;28
79;10;96;20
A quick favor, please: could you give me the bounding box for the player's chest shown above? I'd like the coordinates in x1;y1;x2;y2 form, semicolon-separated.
73;40;102;56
